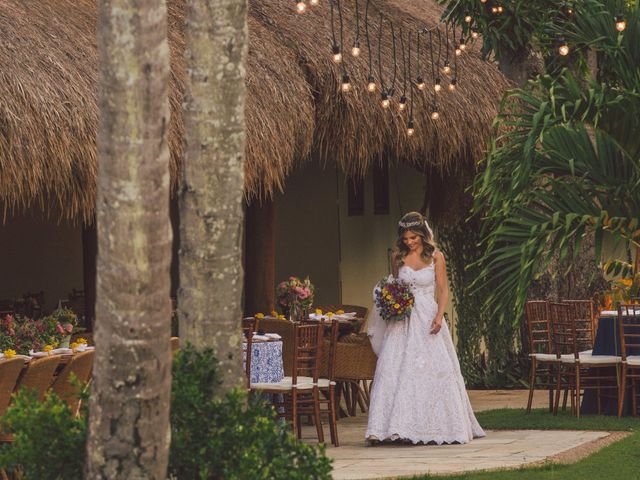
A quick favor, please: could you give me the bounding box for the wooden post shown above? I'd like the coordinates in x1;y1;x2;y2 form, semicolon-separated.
244;198;276;316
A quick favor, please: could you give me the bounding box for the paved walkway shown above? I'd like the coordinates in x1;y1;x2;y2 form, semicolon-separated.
301;390;614;479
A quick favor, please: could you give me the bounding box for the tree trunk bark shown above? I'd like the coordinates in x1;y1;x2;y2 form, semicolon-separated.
178;0;248;392
87;1;172;478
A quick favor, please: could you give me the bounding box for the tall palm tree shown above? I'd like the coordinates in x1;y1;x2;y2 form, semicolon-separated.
86;1;172;476
473;0;640;329
178;0;248;391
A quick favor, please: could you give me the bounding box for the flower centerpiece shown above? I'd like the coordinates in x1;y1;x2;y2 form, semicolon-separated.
374;277;414;323
0;308;79;355
276;276;314;321
602;273;640;309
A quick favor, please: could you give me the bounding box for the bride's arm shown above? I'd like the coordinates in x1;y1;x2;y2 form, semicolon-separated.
430;250;448;334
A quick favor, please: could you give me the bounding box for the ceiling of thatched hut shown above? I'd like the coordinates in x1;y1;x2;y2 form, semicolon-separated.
0;0;510;222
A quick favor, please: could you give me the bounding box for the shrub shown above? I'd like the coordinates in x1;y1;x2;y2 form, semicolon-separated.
0;390;87;480
169;344;332;480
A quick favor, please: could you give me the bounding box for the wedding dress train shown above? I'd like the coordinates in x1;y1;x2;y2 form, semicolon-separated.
366;264;485;444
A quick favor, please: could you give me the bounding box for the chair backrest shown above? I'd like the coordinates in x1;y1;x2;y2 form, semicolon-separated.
257;317;295;376
618;304;640;360
242;317;259;333
0;357;27;417
562;299;595;346
525;300;552;354
51;351;94;413
243;327;254;388
291;323;322;385
14;356;61;401
550;302;577;358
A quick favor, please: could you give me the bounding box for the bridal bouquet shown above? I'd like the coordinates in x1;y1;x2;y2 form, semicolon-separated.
374;277;414;323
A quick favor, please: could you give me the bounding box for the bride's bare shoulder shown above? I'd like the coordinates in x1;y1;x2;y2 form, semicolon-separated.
433;249;445;263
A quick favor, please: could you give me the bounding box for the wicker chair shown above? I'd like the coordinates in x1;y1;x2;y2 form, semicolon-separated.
14;356;61;401
334;334;377;416
51;351;95;415
618;304;640;417
0;358;27;418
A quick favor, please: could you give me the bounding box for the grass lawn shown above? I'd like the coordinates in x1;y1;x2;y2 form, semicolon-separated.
411;408;640;480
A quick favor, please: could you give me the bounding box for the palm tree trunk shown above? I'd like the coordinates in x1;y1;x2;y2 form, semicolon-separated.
178;0;248;392
87;1;172;477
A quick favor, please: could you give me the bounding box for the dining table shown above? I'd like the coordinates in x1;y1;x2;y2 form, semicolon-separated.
243;337;284;385
581;309;640;416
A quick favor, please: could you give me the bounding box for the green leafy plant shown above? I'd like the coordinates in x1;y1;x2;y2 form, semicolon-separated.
169;344;332;480
0;390;87;480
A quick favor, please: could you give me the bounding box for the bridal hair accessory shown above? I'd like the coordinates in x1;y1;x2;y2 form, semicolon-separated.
398;216;434;238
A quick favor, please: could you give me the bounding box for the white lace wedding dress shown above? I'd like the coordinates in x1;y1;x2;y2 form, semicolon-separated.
366;263;485;444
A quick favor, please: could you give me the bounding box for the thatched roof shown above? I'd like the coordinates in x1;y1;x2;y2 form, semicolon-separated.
0;0;510;222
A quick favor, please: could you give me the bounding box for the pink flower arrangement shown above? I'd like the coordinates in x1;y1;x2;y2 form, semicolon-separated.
276;276;315;312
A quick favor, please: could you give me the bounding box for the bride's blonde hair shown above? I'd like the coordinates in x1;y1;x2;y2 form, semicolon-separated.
392;212;436;268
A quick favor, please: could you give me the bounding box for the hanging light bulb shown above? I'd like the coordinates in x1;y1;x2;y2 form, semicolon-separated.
491;6;498;13
331;44;342;63
366;75;376;93
480;0;487;3
351;42;361;57
398;95;407;111
459;37;467;51
416;76;426;90
558;37;570;56
380;92;390;109
341;73;351;92
471;29;479;39
615;14;627;32
430;105;440;120
464;15;472;23
448;77;457;92
407;120;415;137
497;5;504;13
310;0;319;5
443;60;451;75
434;78;442;93
295;0;306;13
454;44;462;56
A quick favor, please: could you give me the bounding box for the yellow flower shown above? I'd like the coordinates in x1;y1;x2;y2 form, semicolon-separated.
394;303;400;309
43;345;53;353
315;308;323;315
336;309;345;315
255;313;265;319
270;310;278;317
277;314;286;320
3;349;16;358
70;342;79;352
326;312;334;317
76;338;87;345
621;278;633;287
386;295;392;301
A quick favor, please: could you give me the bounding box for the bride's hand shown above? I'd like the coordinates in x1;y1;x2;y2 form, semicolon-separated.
430;317;442;334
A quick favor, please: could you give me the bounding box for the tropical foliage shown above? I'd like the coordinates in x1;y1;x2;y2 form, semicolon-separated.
472;0;640;329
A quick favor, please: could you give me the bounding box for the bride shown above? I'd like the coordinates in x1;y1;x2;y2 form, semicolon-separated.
366;211;485;445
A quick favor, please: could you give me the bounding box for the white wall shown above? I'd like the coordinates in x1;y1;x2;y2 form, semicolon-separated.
0;208;84;312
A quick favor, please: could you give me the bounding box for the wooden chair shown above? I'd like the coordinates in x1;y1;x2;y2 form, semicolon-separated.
170;336;180;355
618;304;640;417
242;317;260;333
0;358;28;418
317;319;340;446
525;300;558;413
14;356;61;401
51;351;95;415
551;302;620;417
562;299;596;351
242;326;254;389
250;323;324;443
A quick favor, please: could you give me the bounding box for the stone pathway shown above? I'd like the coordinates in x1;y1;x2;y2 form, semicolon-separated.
301;390;617;479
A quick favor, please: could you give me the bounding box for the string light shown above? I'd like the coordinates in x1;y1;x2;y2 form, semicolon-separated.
480;0;487;3
497;5;504;13
399;95;407;111
459;37;466;51
615;14;627;32
434;78;442;93
310;0;319;4
416;76;426;90
430;105;439;120
491;6;498;13
558;37;570;56
455;44;462;56
448;77;457;92
464;15;472;23
471;28;479;39
352;0;361;56
352;43;361;57
295;0;306;13
341;73;351;92
443;60;451;74
407;120;415;136
367;75;377;93
380;92;390;109
332;44;343;63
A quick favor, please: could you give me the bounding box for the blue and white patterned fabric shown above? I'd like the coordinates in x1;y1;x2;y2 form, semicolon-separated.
243;340;284;384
